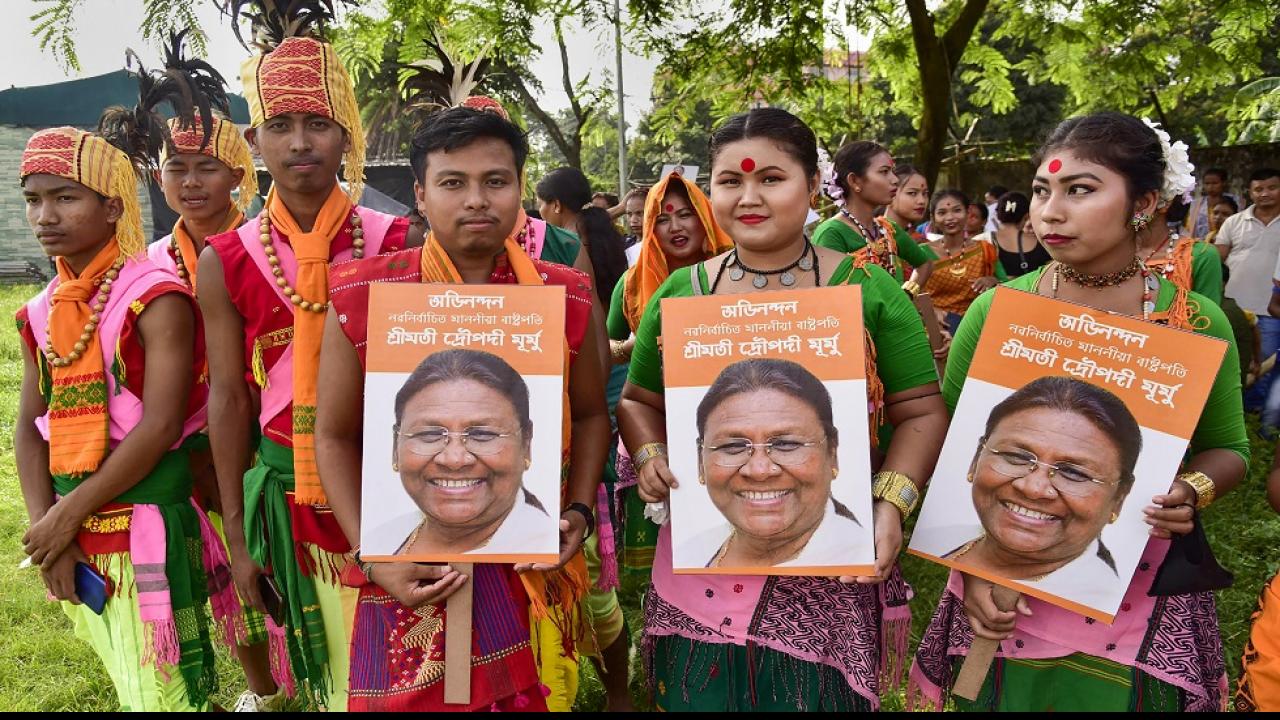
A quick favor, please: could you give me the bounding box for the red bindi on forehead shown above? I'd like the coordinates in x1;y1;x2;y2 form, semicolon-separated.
1048;158;1063;174
665;203;674;212
740;158;756;173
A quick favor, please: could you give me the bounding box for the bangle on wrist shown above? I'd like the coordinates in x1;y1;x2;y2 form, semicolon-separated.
632;442;668;470
563;501;596;539
1177;471;1215;510
872;471;920;520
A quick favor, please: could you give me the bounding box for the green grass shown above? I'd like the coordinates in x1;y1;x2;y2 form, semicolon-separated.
2;278;1276;710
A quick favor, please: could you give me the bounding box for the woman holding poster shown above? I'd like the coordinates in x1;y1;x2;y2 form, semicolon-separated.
617;107;948;711
609;170;733;576
910;112;1250;712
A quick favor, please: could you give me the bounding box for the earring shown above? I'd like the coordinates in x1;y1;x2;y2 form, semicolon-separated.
1130;212;1152;232
525;458;532;470
698;473;706;486
853;186;862;193
831;468;838;479
967;472;974;483
392;463;400;472
1110;512;1119;524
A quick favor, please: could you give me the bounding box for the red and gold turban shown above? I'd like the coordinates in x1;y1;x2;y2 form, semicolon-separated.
241;36;365;202
162;115;260;212
20;127;145;257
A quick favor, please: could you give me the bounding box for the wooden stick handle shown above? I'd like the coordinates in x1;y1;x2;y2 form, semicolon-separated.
952;584;1022;701
444;563;474;705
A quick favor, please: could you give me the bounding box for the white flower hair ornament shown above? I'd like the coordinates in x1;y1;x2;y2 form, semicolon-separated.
1142;117;1196;205
817;147;844;202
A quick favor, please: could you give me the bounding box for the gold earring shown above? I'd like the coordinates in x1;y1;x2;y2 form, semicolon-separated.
1110;512;1118;524
967;472;974;483
831;468;838;479
392;463;400;472
854;186;862;193
525;458;532;470
698;474;706;486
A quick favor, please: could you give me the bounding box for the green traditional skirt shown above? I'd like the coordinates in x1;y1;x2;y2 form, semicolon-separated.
650;635;872;712
954;653;1182;712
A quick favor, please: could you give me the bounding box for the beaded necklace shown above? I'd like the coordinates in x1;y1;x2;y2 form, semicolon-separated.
256;208;365;313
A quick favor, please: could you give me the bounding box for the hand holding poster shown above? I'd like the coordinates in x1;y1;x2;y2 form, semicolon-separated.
360;283;566;564
660;285;875;576
908;287;1227;622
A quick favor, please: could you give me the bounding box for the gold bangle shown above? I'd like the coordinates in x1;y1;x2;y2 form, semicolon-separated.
902;280;920;297
632;442;668;470
872;471;920;520
1177;471;1215;510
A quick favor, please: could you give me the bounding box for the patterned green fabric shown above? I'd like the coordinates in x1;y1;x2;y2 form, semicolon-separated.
953;653;1180;712
242;437;329;705
651;634;872;711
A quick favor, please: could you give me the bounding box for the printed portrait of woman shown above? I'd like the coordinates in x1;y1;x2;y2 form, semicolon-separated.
688;358;862;569
943;376;1140;587
377;348;550;557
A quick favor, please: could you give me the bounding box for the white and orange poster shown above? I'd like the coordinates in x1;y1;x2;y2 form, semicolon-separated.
661;285;876;576
360;283;565;564
908;287;1227;622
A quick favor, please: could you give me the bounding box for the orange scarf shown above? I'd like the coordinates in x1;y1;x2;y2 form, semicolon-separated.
419;211;590;625
47;239;122;476
171;209;244;293
622;173;733;332
268;184;354;505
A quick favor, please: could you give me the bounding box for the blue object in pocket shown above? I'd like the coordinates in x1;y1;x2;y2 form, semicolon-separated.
75;562;109;615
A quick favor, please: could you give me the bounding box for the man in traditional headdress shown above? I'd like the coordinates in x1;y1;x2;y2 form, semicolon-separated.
199;0;411;708
14;43;238;711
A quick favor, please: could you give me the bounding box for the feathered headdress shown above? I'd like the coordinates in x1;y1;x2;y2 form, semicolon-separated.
402;31;496;115
97;30;226;178
155;31;259;211
226;0;366;201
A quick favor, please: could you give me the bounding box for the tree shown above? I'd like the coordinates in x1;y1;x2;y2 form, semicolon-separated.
31;0;210;71
331;0;619;172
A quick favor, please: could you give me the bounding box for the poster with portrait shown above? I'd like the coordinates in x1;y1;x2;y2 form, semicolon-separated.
908;287;1227;622
661;285;876;576
360;283;565;564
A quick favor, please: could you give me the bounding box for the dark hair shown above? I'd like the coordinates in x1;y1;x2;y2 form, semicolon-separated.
1214;196;1240;214
831;140;888;197
394;349;531;435
983;376;1142;489
930;189;969;218
986;185;1009;199
593;191;619;206
1034;112;1164;203
695;359;837;445
624;186;649;205
709;108;819;180
968;201;989;222
1220;261;1230;285
660;178;692;206
1204;167;1228;182
1165;197;1190;224
893;163;925;185
409;107;530;183
1249;168;1280;184
995;191;1030;223
535;167;628;308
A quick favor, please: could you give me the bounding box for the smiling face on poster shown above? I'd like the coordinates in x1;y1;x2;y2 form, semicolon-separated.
908;287;1228;621
661;285;876;576
360;283;566;564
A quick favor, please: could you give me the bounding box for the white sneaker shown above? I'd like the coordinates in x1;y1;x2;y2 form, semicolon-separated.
233;690;279;712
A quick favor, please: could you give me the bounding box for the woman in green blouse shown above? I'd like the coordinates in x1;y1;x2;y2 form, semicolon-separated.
910;111;1249;713
616;107;948;711
813;140;936;290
